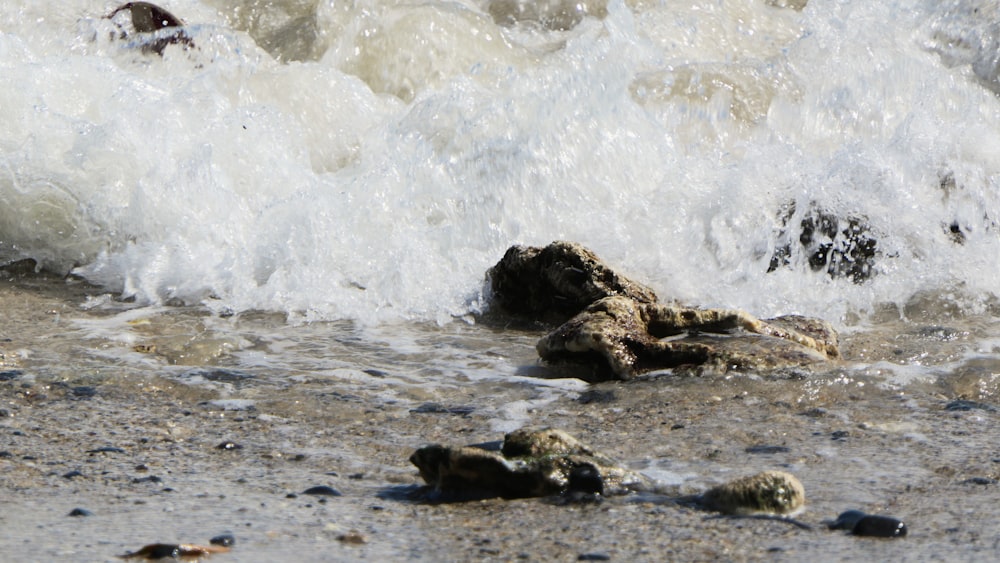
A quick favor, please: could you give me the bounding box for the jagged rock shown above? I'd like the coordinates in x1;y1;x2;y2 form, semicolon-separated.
486;241;839;379
485;241;658;323
768;202;878;283
537;295;838;380
409;427;648;500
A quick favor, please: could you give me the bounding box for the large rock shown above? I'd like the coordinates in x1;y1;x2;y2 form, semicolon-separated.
485;241;840;380
537;296;839;380
409;427;648;500
485;241;657;323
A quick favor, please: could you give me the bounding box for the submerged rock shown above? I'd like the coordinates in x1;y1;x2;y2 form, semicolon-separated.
409;427;647;500
768;201;878;284
697;470;806;516
488;0;608;31
105;2;194;56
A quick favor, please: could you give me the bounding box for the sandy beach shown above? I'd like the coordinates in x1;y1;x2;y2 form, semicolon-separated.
3;273;999;561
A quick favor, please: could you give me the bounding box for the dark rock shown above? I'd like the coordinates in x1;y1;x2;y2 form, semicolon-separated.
853;515;907;538
485;241;658;323
302;485;342;497
105;2;194;56
567;463;604;495
410;427;647;500
577;554;612;561
209;534;235;547
829;510;907;538
961;477;998;485
215;441;243;451
63;470;85;479
68;508;93;517
745;445;791;454
132;475;162;484
87;446;126;454
945;399;996;412
576;389;616;404
0;370;22;381
768;201;878;283
410;403;475;416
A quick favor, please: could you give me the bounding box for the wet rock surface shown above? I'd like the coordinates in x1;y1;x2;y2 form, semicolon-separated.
410;427;648;500
486;242;839;380
537;296;839;380
485;241;658;323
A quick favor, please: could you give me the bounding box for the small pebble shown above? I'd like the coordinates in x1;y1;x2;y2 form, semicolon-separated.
63;470;85;480
744;445;790;454
960;477;997;485
87;446;125;454
830;510;907;538
302;485;342;497
337;530;367;544
216;441;243;451
209;534;235;547
578;553;611;561
68;508;93;517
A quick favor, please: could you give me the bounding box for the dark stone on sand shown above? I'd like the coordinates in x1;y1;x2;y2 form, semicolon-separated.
87;446;126;454
829;510;907;538
0;370;22;381
63;470;85;479
410;402;475;416
70;386;98;399
961;477;998;485
745;445;791;454
132;475;162;484
485;241;657;323
68;508;93;517
410;427;647;500
209;533;235;547
216;441;243;451
945;399;996;412
302;485;342;496
577;553;612;561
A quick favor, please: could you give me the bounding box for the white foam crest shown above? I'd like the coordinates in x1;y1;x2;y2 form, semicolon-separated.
2;0;1000;325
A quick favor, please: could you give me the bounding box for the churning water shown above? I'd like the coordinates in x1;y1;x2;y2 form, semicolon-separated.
3;0;999;325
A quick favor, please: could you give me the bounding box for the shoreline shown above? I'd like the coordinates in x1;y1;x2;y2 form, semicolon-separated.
2;276;999;561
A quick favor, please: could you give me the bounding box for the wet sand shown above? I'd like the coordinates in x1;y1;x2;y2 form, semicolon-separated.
2;273;999;561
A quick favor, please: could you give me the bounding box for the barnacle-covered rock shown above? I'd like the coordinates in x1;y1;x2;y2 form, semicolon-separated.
537;295;839;380
409;427;648;500
485;241;658;323
698;470;806;516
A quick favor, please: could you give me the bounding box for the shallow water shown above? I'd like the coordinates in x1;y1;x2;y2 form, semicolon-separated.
3;0;1000;560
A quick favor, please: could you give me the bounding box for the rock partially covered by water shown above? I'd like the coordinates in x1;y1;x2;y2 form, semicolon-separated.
486;241;839;379
537;295;839;380
485;241;658;323
488;0;608;31
768;201;878;284
697;470;806;516
409;427;648;500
